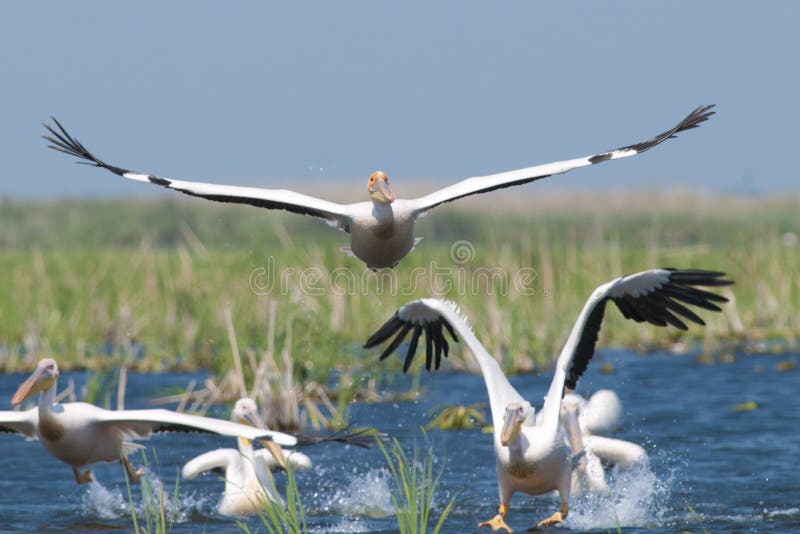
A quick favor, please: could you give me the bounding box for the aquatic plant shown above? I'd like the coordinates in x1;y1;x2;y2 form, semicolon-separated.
424;403;486;430
238;465;307;534
124;452;181;534
377;436;456;534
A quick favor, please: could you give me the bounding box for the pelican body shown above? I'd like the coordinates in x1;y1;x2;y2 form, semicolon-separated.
182;398;312;515
44;106;714;268
364;268;732;531
1;359;297;485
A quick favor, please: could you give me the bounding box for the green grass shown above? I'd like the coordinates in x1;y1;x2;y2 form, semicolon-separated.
124;452;181;534
377;435;456;534
0;193;798;379
238;466;308;534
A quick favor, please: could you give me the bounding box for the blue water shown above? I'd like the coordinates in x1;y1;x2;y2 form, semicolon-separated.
0;349;798;533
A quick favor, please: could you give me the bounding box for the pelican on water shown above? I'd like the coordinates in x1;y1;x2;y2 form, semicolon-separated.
44;106;714;269
560;391;647;494
364;269;732;531
0;359;297;485
182;398;312;515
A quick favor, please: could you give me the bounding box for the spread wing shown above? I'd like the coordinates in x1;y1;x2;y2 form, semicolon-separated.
410;105;715;214
43;118;353;231
541;268;733;431
181;448;239;479
0;409;38;439
94;408;298;446
364;298;525;426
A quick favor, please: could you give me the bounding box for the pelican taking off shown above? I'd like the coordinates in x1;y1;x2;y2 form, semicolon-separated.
44;106;714;268
0;359;297;485
364;269;732;531
182;398;312;515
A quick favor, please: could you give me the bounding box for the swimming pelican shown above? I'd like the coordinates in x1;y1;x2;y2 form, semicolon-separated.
0;359;297;485
182;398;312;515
560;391;646;494
364;268;732;531
44;106;714;268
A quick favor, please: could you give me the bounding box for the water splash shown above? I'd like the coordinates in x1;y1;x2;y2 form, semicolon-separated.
81;480;128;519
566;460;672;530
317;468;394;518
78;471;214;524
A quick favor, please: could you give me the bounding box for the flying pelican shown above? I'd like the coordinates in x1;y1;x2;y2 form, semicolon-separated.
182;398;312;515
364;269;732;531
0;359;297;485
43;106;714;269
560;391;646;494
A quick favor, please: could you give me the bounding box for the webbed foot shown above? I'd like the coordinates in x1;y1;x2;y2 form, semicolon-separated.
121;456;144;483
479;513;512;532
72;467;94;484
535;502;568;528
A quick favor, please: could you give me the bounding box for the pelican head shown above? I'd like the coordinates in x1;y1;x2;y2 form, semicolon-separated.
500;401;533;447
368;171;395;205
232;397;287;470
12;358;59;408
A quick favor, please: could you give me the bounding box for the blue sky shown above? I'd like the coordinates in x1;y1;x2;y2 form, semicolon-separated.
1;1;798;197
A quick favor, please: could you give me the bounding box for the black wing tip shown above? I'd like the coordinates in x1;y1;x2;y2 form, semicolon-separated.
665;268;734;288
149;176;171;187
365;306;459;374
42;117;130;177
589;104;715;164
677;104;716;131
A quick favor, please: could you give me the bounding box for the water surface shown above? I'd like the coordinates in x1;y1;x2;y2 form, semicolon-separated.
0;349;797;533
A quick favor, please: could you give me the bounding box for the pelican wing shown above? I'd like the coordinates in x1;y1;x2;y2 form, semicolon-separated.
94;408;298;446
410;105;715;214
584;435;647;469
365;298;525;425
0;409;38;439
182;448;239;479
256;448;312;472
43;118;353;231
542;268;732;428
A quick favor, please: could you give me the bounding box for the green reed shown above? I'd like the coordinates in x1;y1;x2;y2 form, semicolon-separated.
377;436;456;534
1;194;798;377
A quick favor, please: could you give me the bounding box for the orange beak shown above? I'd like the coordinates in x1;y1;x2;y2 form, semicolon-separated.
500;407;523;446
377;179;395;203
12;366;52;408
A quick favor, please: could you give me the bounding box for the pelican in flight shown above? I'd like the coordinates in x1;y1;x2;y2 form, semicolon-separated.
182;398;312;515
44;106;714;269
364;269;732;531
0;359;297;485
560;391;646;494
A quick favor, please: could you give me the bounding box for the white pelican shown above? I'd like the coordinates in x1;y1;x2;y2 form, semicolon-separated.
560;391;646;494
44;106;714;269
182;398;312;515
0;359;297;485
364;268;732;531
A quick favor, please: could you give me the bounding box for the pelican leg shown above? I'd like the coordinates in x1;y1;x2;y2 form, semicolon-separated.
479;503;512;532
535;501;568;528
121;456;144;483
72;466;94;484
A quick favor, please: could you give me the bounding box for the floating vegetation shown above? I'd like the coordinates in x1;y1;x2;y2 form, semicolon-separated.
732;401;758;412
424;403;486;431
